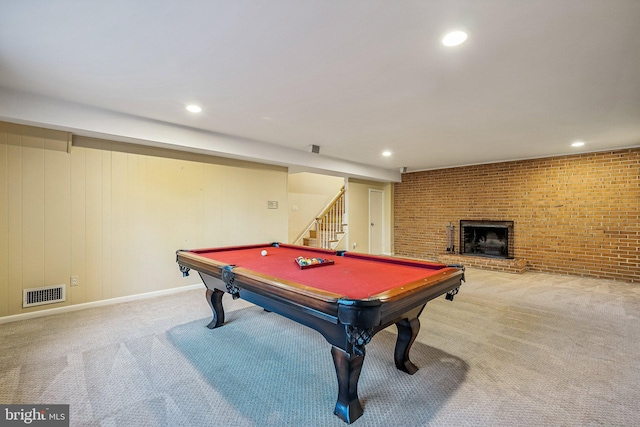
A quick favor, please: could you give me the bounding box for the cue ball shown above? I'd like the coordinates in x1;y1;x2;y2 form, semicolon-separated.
261;250;268;256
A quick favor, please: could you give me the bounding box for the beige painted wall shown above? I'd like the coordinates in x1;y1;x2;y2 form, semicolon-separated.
346;179;393;255
0;122;288;318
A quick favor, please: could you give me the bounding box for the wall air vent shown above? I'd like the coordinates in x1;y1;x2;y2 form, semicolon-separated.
23;284;66;308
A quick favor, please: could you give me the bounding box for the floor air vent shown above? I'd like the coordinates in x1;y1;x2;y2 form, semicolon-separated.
23;285;66;308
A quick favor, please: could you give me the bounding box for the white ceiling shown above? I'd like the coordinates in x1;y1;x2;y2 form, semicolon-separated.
1;1;639;181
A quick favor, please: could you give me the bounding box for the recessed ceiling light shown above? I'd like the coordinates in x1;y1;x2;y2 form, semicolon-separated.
186;104;202;113
571;141;585;147
382;151;392;157
442;30;468;47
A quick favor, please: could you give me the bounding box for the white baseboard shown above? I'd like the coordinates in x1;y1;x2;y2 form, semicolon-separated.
0;283;203;324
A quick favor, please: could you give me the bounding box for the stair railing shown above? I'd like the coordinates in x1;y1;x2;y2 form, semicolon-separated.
314;187;345;248
293;187;346;249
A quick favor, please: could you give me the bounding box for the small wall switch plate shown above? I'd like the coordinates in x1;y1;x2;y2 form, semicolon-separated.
71;276;79;287
267;201;278;209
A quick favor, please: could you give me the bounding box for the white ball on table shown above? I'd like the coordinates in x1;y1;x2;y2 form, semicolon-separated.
261;250;268;256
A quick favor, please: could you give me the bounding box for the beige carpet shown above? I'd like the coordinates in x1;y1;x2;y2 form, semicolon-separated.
1;268;639;426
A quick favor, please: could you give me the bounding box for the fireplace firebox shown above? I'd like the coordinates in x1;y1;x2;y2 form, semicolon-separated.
460;220;514;259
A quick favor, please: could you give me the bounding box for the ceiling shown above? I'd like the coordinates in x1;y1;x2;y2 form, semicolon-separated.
1;0;639;181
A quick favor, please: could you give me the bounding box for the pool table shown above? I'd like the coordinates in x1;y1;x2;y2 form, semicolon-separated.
176;243;464;424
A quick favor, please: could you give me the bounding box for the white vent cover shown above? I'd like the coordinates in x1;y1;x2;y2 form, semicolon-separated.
23;284;66;308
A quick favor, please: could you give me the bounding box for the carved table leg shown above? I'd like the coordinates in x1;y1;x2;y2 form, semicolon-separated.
205;288;225;329
394;317;420;374
331;346;365;424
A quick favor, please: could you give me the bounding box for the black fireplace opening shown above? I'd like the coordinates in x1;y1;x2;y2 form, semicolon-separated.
460;220;514;259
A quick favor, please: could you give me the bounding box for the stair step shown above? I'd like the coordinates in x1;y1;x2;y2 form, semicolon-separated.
309;231;344;239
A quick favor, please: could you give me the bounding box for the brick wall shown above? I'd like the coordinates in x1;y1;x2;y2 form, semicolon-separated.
394;148;640;283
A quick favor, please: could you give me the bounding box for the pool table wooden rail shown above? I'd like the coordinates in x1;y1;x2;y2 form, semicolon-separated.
177;248;463;305
176;245;464;424
177;250;344;313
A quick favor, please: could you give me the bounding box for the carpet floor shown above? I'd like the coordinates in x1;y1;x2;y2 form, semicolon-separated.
1;268;638;426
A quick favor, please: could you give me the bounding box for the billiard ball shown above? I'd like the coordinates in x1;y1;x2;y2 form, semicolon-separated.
261;250;268;256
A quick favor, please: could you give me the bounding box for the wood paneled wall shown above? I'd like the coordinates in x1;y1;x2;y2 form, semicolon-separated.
0;122;288;317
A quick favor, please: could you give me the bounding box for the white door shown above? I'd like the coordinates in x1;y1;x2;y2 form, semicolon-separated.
369;189;384;254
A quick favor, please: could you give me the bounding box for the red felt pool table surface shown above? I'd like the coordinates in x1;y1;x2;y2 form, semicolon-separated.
191;243;449;300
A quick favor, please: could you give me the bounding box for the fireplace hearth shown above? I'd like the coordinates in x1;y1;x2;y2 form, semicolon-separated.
460;220;514;259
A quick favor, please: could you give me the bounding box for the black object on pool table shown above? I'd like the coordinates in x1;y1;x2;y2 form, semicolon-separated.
176;242;464;424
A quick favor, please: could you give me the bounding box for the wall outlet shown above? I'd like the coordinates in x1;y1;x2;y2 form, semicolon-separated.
70;276;79;287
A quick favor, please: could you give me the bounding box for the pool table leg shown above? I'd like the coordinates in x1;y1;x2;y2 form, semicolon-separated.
205;288;225;329
394;317;420;374
331;346;365;424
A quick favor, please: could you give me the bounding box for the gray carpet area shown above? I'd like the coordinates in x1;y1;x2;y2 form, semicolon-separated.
1;268;639;426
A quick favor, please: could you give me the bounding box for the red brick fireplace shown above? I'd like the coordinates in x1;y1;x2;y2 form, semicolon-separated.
393;149;639;282
460;220;513;259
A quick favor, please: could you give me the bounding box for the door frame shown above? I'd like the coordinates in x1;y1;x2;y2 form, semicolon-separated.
368;189;384;254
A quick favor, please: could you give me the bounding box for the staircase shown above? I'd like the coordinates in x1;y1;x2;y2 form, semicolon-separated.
297;187;346;250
